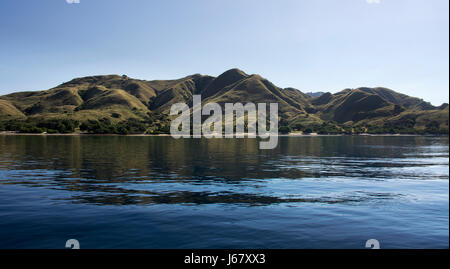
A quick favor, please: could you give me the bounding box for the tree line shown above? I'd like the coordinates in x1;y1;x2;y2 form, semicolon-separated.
0;117;447;135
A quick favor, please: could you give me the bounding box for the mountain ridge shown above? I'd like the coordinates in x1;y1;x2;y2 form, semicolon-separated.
0;69;448;135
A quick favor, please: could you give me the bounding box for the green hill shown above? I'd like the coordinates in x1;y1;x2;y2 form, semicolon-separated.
0;99;26;119
0;69;448;135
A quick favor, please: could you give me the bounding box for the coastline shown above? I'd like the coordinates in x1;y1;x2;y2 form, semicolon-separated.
0;131;444;137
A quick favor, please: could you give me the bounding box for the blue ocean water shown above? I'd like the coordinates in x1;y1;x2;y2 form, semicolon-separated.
0;135;448;249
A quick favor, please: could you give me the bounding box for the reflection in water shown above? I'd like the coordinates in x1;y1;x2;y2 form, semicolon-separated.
0;135;448;249
0;136;448;206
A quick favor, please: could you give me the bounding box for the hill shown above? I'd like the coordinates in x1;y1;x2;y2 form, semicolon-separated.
0;69;448;135
306;92;325;98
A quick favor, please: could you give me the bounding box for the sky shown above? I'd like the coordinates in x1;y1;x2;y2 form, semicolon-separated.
0;0;448;105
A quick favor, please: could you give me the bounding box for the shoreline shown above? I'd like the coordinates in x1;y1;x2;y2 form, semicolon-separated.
0;131;446;137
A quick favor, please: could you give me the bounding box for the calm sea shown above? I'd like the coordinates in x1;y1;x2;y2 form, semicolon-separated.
0;135;448;249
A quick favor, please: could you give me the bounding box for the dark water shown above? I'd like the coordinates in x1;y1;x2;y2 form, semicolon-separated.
0;135;448;249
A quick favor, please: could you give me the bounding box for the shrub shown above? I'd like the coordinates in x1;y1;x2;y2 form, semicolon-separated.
292;124;305;131
279;126;291;134
425;121;440;134
0;119;79;133
111;113;121;119
80;118;147;134
303;128;313;134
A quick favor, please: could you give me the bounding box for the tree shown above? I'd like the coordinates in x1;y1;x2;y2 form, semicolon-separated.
293;123;305;131
304;127;313;134
425;121;440;134
279;126;291;134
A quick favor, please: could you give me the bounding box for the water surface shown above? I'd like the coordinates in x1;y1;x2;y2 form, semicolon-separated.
0;135;448;248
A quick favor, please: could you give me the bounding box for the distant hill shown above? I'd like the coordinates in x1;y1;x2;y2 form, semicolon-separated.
0;69;448;135
306;92;325;98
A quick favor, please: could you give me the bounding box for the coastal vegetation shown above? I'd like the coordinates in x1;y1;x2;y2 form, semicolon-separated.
0;69;448;135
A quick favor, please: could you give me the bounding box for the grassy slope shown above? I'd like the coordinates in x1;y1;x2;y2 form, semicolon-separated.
0;99;26;119
310;86;448;130
0;69;448;134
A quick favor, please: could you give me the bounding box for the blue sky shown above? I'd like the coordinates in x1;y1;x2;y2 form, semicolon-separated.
0;0;448;105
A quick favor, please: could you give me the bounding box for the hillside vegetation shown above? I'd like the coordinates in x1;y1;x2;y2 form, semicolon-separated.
0;69;448;135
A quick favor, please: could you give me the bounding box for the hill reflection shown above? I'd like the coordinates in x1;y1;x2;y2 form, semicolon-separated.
0;135;448;206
